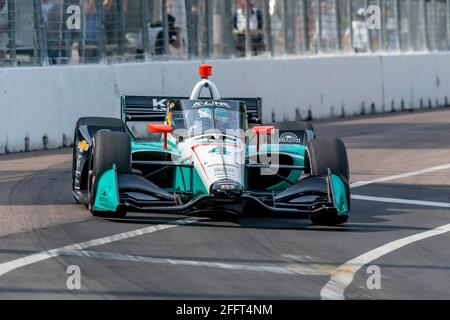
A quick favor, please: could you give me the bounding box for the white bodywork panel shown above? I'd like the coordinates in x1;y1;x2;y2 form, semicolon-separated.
170;78;245;193
179;135;245;192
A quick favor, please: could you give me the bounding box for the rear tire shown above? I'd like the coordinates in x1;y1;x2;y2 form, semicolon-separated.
88;130;131;218
306;138;350;226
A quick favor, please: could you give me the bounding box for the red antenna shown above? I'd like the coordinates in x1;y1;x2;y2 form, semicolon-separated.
199;64;213;79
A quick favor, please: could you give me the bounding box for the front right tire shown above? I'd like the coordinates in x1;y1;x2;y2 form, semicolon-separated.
306;138;350;226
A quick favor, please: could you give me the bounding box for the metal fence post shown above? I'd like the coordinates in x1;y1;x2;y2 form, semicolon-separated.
56;2;63;63
335;0;342;51
422;0;430;50
281;0;287;55
80;0;87;64
394;0;402;51
431;0;437;51
211;0;223;57
284;0;295;54
33;0;48;65
317;0;322;53
348;0;354;52
407;0;414;50
185;0;196;58
116;0;126;60
378;0;386;50
7;0;16;66
447;0;450;50
364;0;373;52
222;0;235;58
263;0;274;56
140;0;150;61
302;0;310;53
63;0;73;64
95;0;106;63
207;0;213;57
162;0;169;56
244;0;251;57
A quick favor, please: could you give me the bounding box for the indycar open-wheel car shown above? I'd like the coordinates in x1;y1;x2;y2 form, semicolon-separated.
72;64;351;225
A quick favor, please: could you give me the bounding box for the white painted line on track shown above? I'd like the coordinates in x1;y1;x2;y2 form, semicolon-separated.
352;195;450;208
0;218;201;277
350;163;450;189
58;250;333;276
320;223;450;300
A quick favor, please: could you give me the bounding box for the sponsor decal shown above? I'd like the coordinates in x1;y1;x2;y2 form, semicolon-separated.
279;132;302;144
153;98;168;107
192;101;231;108
99;186;112;203
101;186;112;197
209;147;232;156
77;140;90;153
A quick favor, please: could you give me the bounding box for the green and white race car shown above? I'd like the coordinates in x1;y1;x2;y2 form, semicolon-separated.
72;65;350;225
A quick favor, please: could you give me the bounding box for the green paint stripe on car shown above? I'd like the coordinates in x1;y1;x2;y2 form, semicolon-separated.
175;166;207;196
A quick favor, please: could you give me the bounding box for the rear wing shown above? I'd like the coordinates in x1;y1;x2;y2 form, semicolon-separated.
121;95;262;125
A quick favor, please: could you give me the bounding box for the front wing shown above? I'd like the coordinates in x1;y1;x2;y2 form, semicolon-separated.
90;165;350;217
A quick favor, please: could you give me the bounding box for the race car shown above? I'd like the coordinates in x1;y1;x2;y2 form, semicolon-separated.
72;64;350;225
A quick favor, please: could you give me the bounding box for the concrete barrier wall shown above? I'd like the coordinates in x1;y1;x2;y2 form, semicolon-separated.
0;65;120;153
1;52;449;153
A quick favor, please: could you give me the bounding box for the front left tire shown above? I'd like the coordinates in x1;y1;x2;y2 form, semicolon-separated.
87;130;131;218
72;117;125;203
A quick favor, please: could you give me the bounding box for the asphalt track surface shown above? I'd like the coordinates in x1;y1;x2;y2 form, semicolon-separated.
0;109;449;300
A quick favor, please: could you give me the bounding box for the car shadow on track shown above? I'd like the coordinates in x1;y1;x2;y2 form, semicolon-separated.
105;212;430;234
103;181;450;233
87;180;450;234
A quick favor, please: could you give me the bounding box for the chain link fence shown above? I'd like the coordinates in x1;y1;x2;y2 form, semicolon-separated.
0;0;449;67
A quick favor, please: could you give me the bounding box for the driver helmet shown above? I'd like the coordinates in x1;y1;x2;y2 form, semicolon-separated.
215;108;232;132
198;108;213;119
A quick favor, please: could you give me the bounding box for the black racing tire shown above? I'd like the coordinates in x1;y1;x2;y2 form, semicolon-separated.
88;130;131;218
72;125;82;204
72;117;125;202
306;138;350;182
306;138;350;226
91;130;132;176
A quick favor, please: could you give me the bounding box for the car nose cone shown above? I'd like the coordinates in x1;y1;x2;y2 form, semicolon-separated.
210;179;244;198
